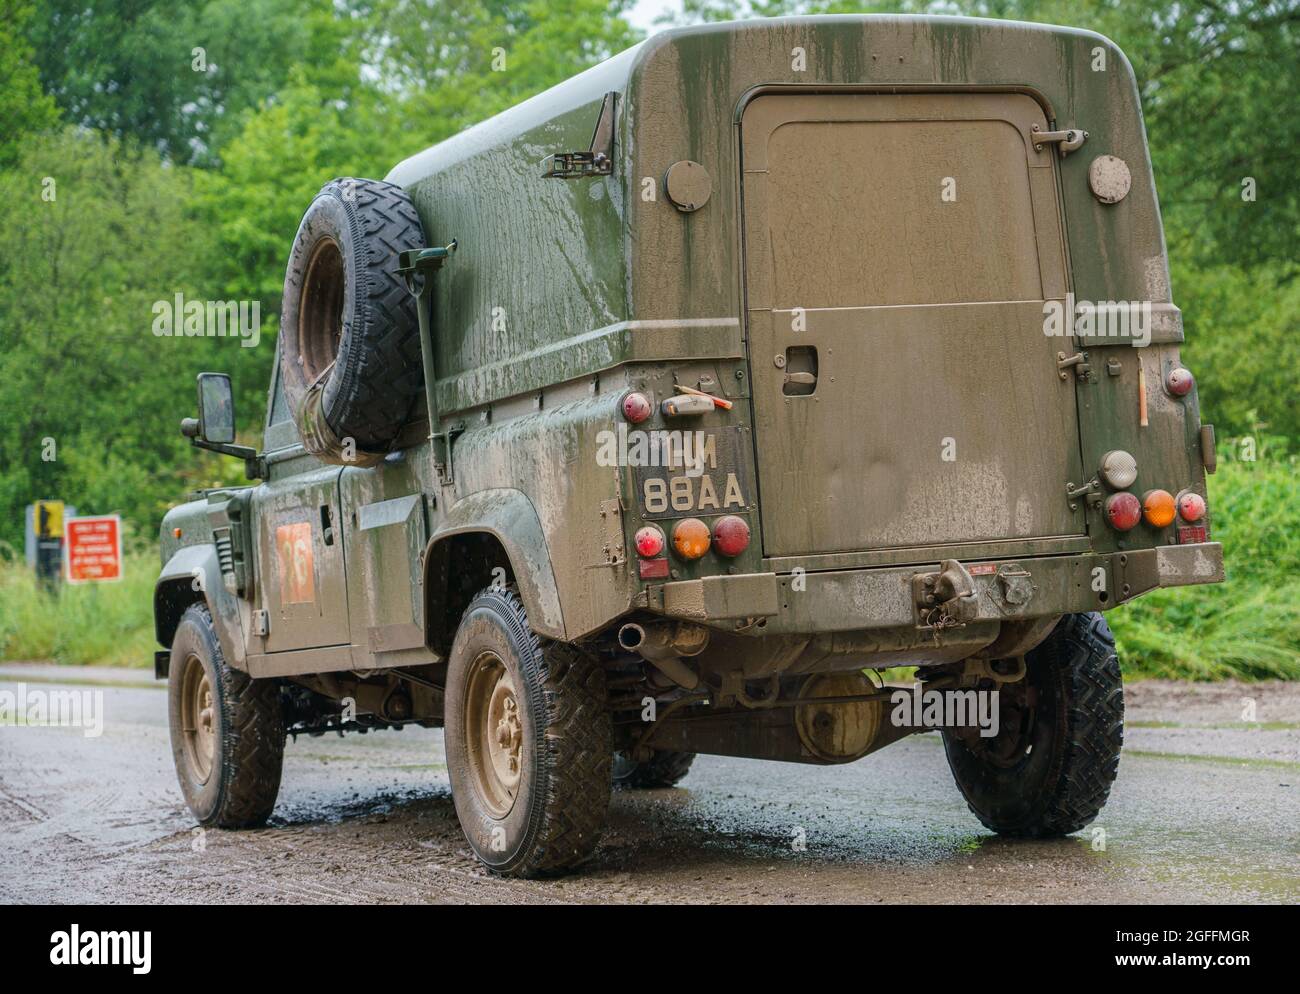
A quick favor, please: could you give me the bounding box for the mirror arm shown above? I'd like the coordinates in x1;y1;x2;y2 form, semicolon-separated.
188;438;265;480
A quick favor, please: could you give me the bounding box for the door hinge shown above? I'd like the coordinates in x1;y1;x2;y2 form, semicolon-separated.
251;609;270;637
432;422;465;486
543;91;616;178
1031;123;1087;157
1057;350;1092;381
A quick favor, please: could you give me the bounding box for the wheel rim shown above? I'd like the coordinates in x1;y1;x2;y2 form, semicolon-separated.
464;651;523;818
298;236;344;381
179;655;216;785
969;680;1037;769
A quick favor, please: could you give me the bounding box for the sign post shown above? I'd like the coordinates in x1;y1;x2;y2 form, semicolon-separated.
65;515;123;584
33;499;65;592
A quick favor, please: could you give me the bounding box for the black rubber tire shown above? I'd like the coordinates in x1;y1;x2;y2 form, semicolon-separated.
942;612;1124;837
444;587;612;877
612;750;696;789
167;604;285;828
279;177;426;451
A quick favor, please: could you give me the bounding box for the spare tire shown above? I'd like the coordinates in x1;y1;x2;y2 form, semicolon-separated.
280;177;426;461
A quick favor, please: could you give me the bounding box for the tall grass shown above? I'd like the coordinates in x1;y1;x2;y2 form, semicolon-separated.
0;462;1295;678
0;552;157;667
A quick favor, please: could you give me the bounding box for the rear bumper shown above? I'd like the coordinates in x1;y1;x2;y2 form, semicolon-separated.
647;542;1224;634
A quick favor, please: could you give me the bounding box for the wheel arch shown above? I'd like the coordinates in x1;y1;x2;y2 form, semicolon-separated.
155;544;247;669
422;488;565;656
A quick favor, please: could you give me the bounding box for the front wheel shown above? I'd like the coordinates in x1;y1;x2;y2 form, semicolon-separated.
167;604;285;828
444;587;612;877
942;612;1124;837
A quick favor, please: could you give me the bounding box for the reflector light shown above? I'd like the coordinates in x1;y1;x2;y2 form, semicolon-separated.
1142;489;1177;528
622;392;652;424
1104;492;1141;531
639;558;670;579
1176;490;1206;523
1166;367;1195;397
671;518;710;560
634;525;664;558
711;515;750;557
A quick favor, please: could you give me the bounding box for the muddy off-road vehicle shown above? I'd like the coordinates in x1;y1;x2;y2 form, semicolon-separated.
157;15;1223;876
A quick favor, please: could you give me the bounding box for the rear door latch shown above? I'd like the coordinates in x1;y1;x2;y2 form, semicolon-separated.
1065;477;1103;511
1057;350;1092;381
1031;123;1087;157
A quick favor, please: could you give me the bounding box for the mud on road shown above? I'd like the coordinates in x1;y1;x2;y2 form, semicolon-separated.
1;664;1297;904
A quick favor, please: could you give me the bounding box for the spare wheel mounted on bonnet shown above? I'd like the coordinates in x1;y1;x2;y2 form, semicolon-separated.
280;177;427;464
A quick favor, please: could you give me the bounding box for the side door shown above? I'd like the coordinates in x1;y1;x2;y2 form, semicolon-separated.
252;354;350;652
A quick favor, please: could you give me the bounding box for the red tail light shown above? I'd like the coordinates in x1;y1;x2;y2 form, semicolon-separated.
711;515;750;557
622;391;652;424
634;525;664;558
1176;491;1206;522
1166;367;1195;397
1104;492;1141;531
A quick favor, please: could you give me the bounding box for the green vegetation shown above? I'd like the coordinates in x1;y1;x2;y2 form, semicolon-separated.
0;0;1294;677
0;551;157;667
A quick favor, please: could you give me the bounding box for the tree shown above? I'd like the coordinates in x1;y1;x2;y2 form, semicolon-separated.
0;1;59;167
25;0;355;165
0;130;239;550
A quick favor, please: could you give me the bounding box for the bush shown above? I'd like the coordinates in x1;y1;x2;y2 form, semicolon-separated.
0;551;157;667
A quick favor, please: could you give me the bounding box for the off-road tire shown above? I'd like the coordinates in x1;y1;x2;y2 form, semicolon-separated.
613;749;696;789
444;587;612;877
280;177;426;451
167;604;285;828
942;612;1123;837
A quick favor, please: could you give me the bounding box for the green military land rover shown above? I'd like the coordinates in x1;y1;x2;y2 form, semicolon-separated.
156;15;1224;876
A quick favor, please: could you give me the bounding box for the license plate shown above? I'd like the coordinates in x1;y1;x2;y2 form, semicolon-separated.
634;426;753;520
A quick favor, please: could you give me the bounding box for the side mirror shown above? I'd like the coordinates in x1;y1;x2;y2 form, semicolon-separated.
181;372;263;480
197;372;236;444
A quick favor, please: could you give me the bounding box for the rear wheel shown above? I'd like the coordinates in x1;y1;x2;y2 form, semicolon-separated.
167;604;284;828
444;587;611;876
941;612;1123;837
613;749;696;789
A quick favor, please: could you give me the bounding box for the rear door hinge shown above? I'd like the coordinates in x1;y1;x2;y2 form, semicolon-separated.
1031;124;1087;157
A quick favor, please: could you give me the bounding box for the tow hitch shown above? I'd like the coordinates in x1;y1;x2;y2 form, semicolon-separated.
913;559;980;627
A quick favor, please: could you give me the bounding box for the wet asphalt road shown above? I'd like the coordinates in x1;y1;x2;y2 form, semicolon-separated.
1;664;1296;904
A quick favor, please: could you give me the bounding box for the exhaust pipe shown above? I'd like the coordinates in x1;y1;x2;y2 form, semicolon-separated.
617;622;708;690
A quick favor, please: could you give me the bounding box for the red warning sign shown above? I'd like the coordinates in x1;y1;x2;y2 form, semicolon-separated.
65;515;123;584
